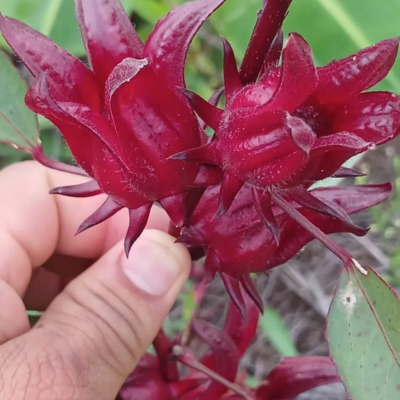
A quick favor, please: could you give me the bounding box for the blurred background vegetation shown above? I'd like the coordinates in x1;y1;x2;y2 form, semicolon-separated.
1;1;400;393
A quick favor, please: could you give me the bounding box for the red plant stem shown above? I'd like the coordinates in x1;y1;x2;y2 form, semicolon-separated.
153;329;179;381
173;345;254;400
271;193;364;273
239;0;292;84
33;147;88;176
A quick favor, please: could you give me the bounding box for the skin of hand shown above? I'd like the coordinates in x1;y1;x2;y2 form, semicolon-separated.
0;161;191;400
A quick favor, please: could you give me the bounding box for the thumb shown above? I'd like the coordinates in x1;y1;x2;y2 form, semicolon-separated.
1;229;190;400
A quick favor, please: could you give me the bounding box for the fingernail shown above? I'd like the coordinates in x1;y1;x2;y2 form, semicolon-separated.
121;236;181;296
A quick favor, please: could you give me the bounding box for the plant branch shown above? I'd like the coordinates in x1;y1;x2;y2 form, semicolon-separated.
271;193;368;275
153;329;179;381
33;147;88;177
173;345;254;400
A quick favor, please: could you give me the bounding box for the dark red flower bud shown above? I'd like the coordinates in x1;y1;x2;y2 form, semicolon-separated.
0;0;226;254
175;36;400;207
172;2;400;270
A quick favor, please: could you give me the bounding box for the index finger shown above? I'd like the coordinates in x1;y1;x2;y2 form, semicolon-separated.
0;161;170;295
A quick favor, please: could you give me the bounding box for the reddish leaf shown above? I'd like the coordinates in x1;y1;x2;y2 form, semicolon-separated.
256;357;340;400
75;0;144;87
222;38;243;103
0;15;100;110
240;0;292;84
314;38;399;104
144;0;226;88
192;318;240;400
333;91;400;145
265;33;317;113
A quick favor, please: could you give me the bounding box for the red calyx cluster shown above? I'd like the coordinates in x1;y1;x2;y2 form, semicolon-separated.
180;183;392;311
118;290;340;400
173;0;400;271
0;0;398;274
0;0;225;255
1;0;399;398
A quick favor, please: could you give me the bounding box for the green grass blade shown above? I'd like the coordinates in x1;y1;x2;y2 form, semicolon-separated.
259;306;298;357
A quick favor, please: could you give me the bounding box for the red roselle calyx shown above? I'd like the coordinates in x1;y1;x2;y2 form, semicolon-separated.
180;183;392;309
172;0;400;270
0;0;226;254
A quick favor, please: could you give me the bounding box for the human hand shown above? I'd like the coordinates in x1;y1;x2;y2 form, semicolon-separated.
0;161;191;400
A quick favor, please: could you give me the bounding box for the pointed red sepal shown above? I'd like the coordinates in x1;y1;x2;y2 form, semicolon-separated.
265;33;317;113
308;132;371;181
170;141;220;165
312;183;393;214
240;0;292;84
56;101;131;172
252;188;280;244
215;174;243;219
204;250;220;282
221;273;247;320
222;38;243;104
26;73;123;181
256;356;340;400
33;147;88;177
333;91;400;146
209;87;225;108
192;166;223;187
159;188;203;228
124;204;152;256
287;186;349;221
332;166;365;178
192;319;240;400
261;29;284;77
240;274;263;314
315;38;400;105
0;15;100;110
144;0;226;88
159;193;187;227
50;180;102;198
75;0;143;87
176;226;205;246
180;88;224;131
77;197;123;234
223;283;260;356
272;192;365;267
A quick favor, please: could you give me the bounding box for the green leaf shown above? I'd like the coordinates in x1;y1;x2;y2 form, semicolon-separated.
211;0;259;60
27;310;42;327
327;266;400;400
122;0;169;25
0;51;39;151
259;306;298;357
